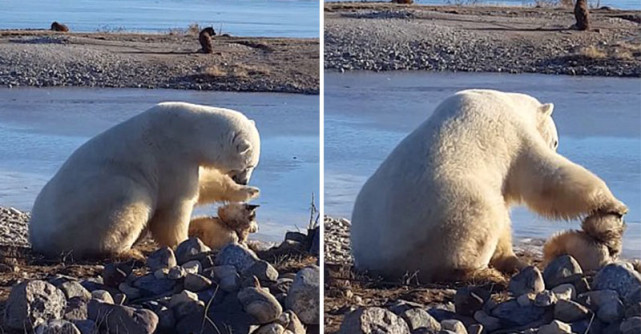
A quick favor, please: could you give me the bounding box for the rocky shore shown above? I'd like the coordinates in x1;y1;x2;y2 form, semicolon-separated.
324;216;641;334
325;3;641;77
0;30;319;94
0;207;320;334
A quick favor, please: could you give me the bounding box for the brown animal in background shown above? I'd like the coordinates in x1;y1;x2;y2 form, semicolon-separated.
51;21;69;32
199;27;216;54
189;203;259;250
574;0;590;30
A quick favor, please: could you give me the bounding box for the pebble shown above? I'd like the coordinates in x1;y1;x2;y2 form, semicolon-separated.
34;319;81;334
237;279;283;324
91;290;114;304
175;237;211;265
509;266;545;296
551;284;575;301
554;299;591;322
147;247;177;272
543;255;583;288
183;273;212;292
398;308;441;332
441;319;468;334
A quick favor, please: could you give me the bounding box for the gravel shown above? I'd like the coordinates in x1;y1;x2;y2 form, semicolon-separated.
0;207;30;247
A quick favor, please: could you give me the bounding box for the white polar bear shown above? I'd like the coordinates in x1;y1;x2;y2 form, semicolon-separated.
351;89;628;282
29;102;260;258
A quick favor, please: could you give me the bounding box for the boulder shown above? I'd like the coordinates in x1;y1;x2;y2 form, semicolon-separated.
285;266;320;325
339;307;410;334
3;280;67;330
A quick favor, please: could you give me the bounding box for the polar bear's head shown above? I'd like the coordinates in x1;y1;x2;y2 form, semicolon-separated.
225;126;260;185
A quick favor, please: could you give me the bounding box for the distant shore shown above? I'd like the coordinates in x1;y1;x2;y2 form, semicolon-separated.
0;30;319;94
325;3;641;77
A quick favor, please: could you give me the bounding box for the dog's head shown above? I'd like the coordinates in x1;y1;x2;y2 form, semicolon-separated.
217;202;259;231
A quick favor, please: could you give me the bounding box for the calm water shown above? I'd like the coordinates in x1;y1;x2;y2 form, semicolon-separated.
0;0;319;38
325;72;641;258
0;88;319;242
329;0;640;10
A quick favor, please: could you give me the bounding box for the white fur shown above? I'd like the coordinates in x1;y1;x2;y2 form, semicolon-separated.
29;102;260;258
351;89;627;282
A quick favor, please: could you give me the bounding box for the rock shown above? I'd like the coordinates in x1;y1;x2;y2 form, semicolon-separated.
339;307;411;334
103;263;131;287
270;277;294;295
441;319;467;334
276;310;306;334
554;300;590;322
132;274;176;297
491;300;546;326
254;323;285;334
517;293;534;306
626;302;641;317
593;263;641;299
118;282;142;300
64;297;88;321
285;231;308;243
534;290;558;307
175;237;211;265
212;265;241;292
205;293;254;334
454;287;488;316
398;308;441;332
113;293;126;305
59;281;92;301
238;278;282;324
169;290;200;308
71;319;98;334
620;317;641;334
575;277;591;294
173;298;205;320
309;227;320;256
285;266;320;325
538;320;572;334
245;260;279;283
467;324;483;334
215;242;260;273
34;319;81;334
168;265;186;280
184;273;212;292
147;247;177;271
88;299;158;334
473;310;500;332
150;305;175;333
625;286;641;305
91;290;114;304
578;290;620;311
551;284;575;301
543;255;583;287
3;280;67;330
182;260;202;275
597;300;624;323
387;299;426;314
509;266;545;296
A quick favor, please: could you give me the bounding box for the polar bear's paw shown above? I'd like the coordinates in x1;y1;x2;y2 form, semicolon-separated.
228;185;260;202
114;249;146;262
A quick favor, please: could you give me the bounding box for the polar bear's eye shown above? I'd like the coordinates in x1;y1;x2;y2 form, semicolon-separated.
553;140;558;149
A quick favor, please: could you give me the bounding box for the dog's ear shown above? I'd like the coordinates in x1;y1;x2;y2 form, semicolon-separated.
244;204;260;212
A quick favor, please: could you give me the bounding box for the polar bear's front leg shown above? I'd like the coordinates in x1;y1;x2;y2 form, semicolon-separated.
490;223;527;274
196;167;260;205
148;200;195;247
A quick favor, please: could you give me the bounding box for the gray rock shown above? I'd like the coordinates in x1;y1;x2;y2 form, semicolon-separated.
71;319;98;334
517;293;534;306
60;281;92;301
181;260;202;275
149;305;175;334
175;237;211;265
625;286;641;305
285;231;308;243
593;263;641;299
440;319;467;334
184;273;212;292
88;299;158;334
543;255;583;288
168;265;186;280
509;266;545;296
578;290;621;311
538;320;572;334
173;298;206;320
554;299;590;322
169;290;200;308
215;242;260;273
597;300;624;323
399;308;441;332
254;323;285;334
551;284;575;301
245;260;279;283
118;282;141;300
212;265;241;292
3;280;67;330
467;324;483;334
491;300;546;326
285;266;320;325
147;247;177;272
34;319;81;334
339;307;411;334
454;287;488;316
473;310;500;332
534;290;558;307
102;263;131;287
63;297;88;321
132;274;176;297
238;279;283;324
575;277;591;294
626;302;641;317
620;317;641;334
276;310;306;334
113;293;126;305
91;290;114;304
387;299;425;314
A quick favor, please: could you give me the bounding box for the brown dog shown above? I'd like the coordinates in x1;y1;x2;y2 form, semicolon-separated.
51;22;69;32
198;27;215;54
189;203;259;250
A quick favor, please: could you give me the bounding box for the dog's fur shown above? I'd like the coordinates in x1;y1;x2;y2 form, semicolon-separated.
189;203;259;250
199;27;215;54
51;22;69;32
543;213;625;271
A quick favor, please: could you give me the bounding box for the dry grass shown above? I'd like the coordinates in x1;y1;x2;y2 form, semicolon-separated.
577;42;641;60
168;22;202;36
204;64;272;79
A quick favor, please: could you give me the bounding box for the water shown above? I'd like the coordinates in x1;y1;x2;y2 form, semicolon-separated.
0;0;319;38
329;0;640;10
0;88;319;242
325;71;641;258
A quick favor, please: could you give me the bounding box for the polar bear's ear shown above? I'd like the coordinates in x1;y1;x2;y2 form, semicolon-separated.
540;103;554;117
236;139;252;155
249;119;256;126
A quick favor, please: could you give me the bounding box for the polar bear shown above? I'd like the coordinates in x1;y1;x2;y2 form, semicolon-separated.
189;203;259;250
29;102;260;258
351;89;628;282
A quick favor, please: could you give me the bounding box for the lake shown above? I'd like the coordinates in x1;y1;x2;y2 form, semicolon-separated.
0;0;319;38
0;88;319;242
325;71;641;258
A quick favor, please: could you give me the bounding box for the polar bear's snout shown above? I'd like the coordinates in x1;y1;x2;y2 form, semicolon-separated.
231;167;254;185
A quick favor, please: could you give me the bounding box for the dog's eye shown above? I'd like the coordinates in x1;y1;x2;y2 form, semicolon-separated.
249;212;256;220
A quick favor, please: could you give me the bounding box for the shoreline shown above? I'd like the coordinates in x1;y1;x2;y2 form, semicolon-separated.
0;30;319;94
325;3;641;77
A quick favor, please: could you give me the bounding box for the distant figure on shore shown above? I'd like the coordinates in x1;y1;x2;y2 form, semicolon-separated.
50;21;69;32
391;0;414;4
199;27;216;54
